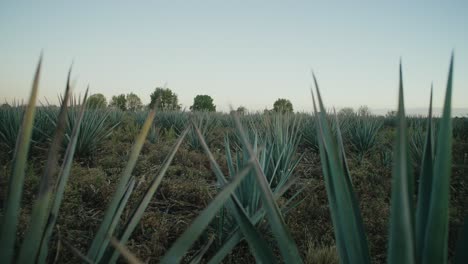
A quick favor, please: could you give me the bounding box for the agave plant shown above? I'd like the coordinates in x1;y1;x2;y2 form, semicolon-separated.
347;115;383;162
0;59;91;263
106;108;124;126
110;113;305;264
33;106;59;145
310;55;466;264
299;113;319;150
43;100;119;158
186;112;218;150
204;132;304;262
86;113;189;263
155;111;189;135
0;104;24;153
262;113;303;188
132;109;151;127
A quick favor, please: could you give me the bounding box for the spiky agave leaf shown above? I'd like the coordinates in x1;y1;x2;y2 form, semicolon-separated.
415;87;434;262
193;124;277;264
0;57;41;263
159;164;253;264
232;113;303;264
106;128;189;263
109;237;143;264
421;54;454;264
310;73;370;264
87;108;157;262
37;88;90;263
17;67;73;263
387;62;415;263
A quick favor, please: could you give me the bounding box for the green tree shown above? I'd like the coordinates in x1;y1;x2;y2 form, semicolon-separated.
110;94;127;111
149;87;181;110
190;95;216;112
273;98;293;114
87;93;107;109
126;93;142;111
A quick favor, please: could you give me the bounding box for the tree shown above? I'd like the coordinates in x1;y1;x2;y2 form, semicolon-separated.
230;106;247;115
236;106;247;115
110;94;127;111
273;98;293;114
190;95;216;112
87;93;107;109
150;88;181;110
357;105;371;116
338;107;355;117
126;93;142;111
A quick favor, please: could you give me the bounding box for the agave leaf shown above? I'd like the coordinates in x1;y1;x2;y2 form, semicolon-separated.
233;113;303;264
206;175;298;264
188;236;215;264
207;231;243;264
193;123;277;264
333;111;370;261
160;164;253;264
310;74;370;264
37;88;90;264
109;237;143;264
18;65;72;263
387;62;415;264
421;54;454;264
61;237;94;264
87;108;157;261
94;177;136;262
415;87;434;262
106;128;189;263
38;87;89;263
0;56;41;263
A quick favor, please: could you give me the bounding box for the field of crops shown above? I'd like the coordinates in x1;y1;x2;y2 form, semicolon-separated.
0;60;467;264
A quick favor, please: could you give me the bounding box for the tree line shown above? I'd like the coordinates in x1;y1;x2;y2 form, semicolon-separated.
84;87;295;113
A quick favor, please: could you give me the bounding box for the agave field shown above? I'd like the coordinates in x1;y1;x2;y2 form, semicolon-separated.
0;57;467;264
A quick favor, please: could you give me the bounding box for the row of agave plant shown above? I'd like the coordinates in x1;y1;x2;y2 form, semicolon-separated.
0;102;118;158
2;96;461;166
0;54;467;263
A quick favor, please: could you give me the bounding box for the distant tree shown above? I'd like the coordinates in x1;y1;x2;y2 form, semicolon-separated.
87;93;107;109
190;95;216;112
273;98;293;114
357;105;371;116
110;94;127;111
150;88;181;110
338;107;355;117
126;93;142;111
237;106;247;115
230;106;247;115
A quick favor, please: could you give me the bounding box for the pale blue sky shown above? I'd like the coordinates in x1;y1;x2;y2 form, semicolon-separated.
1;1;467;112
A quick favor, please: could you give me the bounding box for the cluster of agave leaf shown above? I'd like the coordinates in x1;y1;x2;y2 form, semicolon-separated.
309;55;467;264
0;54;467;264
0;97;118;159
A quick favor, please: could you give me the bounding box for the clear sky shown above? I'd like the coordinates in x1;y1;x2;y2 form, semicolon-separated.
1;1;467;113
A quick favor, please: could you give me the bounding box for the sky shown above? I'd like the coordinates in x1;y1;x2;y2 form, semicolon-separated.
0;1;467;114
